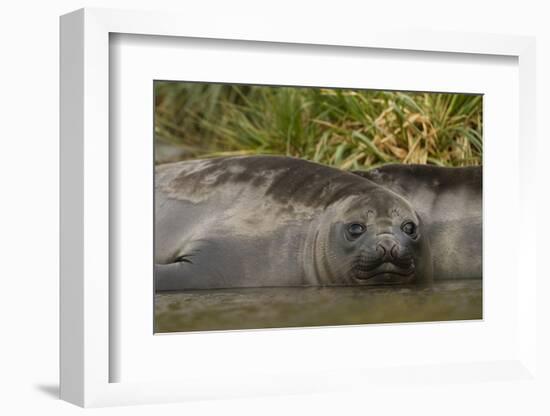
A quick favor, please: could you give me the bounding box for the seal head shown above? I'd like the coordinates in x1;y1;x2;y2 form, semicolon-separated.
307;189;433;286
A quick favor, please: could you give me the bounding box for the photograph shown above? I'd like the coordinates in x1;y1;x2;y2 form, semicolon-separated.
153;82;483;332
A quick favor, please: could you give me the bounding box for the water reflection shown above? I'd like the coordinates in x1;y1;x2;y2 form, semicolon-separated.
155;280;482;333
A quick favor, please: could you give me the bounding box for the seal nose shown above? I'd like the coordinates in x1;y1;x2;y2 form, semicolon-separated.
376;238;399;261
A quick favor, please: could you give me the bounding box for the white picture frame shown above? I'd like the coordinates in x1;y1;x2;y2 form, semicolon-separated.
60;7;538;408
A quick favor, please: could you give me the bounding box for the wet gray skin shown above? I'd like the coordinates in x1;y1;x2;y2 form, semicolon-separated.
353;164;482;280
155;156;433;291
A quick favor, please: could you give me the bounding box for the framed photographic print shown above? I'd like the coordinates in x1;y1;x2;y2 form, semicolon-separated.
60;8;538;408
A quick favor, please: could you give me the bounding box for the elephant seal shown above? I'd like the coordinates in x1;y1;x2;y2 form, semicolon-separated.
155;156;433;291
353;164;482;280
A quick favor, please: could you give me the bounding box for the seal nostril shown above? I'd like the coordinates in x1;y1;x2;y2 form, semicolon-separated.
376;243;387;259
376;239;399;262
390;244;399;259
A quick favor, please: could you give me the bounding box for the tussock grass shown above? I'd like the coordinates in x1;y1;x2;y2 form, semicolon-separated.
155;82;482;169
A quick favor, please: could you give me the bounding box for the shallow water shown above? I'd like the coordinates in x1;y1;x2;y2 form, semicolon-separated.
155;280;482;333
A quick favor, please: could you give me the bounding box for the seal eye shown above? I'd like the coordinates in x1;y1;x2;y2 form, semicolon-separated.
401;221;417;238
347;223;366;238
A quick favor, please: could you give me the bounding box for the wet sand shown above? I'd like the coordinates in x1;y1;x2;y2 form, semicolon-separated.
155;279;482;333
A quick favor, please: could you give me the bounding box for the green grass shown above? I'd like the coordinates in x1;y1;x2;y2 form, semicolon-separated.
155;82;482;169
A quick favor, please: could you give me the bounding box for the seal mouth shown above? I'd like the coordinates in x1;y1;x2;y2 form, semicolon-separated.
351;259;415;285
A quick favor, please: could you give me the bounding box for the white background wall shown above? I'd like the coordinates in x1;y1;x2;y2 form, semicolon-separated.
1;1;548;414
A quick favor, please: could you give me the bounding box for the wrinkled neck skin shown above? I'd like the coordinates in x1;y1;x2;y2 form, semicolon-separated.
301;202;357;286
302;207;344;286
